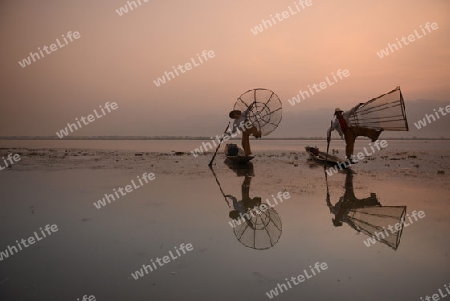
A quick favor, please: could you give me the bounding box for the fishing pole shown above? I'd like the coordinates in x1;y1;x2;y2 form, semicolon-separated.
208;122;231;168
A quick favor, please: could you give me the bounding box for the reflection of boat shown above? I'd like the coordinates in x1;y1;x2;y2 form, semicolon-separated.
224;158;254;177
306;146;347;167
225;143;254;164
326;169;406;250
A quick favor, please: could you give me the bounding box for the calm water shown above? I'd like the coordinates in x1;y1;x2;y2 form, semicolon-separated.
0;140;449;300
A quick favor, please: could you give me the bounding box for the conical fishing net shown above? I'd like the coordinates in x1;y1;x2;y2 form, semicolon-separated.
233;88;282;137
349;86;409;131
348;206;407;250
232;204;282;250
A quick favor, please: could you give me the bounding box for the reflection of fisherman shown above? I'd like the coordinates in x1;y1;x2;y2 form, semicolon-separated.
326;170;380;230
227;175;261;224
327;105;383;163
222;166;283;250
229;108;262;156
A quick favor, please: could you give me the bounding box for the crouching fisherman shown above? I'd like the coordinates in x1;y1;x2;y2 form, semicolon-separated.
229;109;261;156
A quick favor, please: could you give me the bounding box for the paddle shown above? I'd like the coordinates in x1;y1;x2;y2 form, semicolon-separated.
324;120;332;202
325;120;332;167
324;161;330;197
208;122;231;168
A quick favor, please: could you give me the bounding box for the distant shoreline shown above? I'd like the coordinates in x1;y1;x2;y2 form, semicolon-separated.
0;136;449;141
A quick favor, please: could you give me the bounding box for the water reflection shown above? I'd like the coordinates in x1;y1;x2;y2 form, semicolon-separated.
210;161;282;250
326;169;407;250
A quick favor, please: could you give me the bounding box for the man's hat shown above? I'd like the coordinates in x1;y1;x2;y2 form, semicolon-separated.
334;108;343;115
229;110;242;118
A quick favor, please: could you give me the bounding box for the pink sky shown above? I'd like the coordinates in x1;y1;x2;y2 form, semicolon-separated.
0;0;449;137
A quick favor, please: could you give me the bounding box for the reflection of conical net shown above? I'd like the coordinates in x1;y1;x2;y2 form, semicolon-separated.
233;88;282;137
233;205;282;250
349;86;409;131
348;206;406;250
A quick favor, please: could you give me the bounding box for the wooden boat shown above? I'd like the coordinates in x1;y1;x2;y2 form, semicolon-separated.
305;146;349;167
224;144;254;164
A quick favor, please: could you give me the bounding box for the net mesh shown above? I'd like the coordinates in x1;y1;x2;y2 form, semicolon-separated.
348;206;407;250
233;88;282;137
350;86;409;131
232;204;282;250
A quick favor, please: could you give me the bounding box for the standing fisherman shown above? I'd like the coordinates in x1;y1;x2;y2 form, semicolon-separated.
327;105;383;163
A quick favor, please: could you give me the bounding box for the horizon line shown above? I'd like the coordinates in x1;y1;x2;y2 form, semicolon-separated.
0;136;449;141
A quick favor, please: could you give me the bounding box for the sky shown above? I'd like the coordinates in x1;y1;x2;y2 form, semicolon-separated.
0;0;449;138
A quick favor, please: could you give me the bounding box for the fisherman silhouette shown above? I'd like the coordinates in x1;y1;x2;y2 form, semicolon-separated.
327;106;383;164
218;161;282;250
229;109;262;157
326;169;381;229
227;175;262;223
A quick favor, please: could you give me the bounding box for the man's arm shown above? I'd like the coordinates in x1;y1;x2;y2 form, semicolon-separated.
225;194;238;209
230;120;238;133
231;118;244;133
327;119;338;141
225;195;238;203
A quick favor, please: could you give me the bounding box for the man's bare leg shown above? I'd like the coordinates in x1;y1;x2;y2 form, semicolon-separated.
344;130;356;160
242;131;252;156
